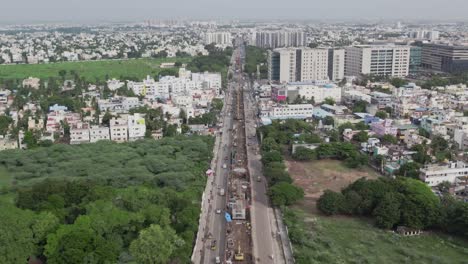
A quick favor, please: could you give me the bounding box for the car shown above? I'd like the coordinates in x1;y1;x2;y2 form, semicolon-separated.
215;256;221;264
216;209;222;214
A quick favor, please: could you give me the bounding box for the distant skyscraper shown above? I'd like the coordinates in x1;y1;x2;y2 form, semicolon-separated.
255;31;305;49
344;45;410;78
268;47;329;83
408;30;440;41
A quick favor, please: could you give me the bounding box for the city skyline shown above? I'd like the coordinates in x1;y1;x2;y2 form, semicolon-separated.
2;0;468;23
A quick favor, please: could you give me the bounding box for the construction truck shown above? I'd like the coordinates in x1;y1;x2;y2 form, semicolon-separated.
234;243;244;261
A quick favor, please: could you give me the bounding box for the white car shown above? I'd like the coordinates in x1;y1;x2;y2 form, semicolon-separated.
216;209;222;214
215;256;221;264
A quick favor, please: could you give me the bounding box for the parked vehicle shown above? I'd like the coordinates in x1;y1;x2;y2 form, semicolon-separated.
219;188;225;196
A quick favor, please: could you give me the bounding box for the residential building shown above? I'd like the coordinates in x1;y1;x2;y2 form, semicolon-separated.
90;125;111;143
268;48;329;83
204;32;232;45
371;119;398;137
254;31;305;49
22;77;40;89
110;117;128;142
420;161;468;187
70;122;90;145
344;45;410;77
328;49;345;81
284;82;342;103
128;113;146;141
270;104;314;119
421;43;468;73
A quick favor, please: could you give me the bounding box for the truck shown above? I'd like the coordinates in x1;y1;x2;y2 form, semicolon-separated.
219;188;225;196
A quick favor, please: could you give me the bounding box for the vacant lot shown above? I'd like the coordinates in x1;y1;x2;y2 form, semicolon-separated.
284;208;468;264
285;159;379;212
0;57;191;81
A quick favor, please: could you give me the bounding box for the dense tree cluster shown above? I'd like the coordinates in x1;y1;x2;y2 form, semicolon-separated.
0;136;213;263
244;46;268;79
317;177;468;237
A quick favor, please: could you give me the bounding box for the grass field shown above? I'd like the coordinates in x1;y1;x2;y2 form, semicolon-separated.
284;208;468;264
283;159;468;263
0;166;12;188
285;159;380;213
0;57;191;81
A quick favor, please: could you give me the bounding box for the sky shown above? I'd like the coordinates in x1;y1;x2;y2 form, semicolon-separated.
2;0;468;23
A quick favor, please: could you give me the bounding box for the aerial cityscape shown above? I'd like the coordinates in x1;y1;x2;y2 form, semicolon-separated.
0;1;468;264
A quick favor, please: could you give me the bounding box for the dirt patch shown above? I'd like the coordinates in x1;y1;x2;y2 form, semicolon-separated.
286;159;380;213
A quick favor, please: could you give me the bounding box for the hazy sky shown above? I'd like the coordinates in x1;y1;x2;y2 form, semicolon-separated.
2;0;468;23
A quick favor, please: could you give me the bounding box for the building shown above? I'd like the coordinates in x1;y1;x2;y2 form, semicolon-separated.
270;104;314;119
344;45;410;77
421;43;468;74
328;49;345;81
370;119;398;137
110;117;128;142
409;46;422;75
22;77;40;89
255;31;305;49
268;48;330;83
127;113;146;141
90;125;111;143
204;32;232;45
420;161;468;187
408;30;440;40
70;122;90;145
285;82;342;103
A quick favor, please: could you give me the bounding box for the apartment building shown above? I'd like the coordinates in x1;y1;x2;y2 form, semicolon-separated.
421;43;468;74
420;161;468;187
90;125;111;143
284;82;342;103
254;31;305;49
204;32;232;45
268;48;330;83
70;122;90;145
345;45;410;77
128;113;146;141
110;117;128;143
270;104;314;119
328;49;345;81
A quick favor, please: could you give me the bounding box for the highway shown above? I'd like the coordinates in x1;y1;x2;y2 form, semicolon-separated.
193;41;289;264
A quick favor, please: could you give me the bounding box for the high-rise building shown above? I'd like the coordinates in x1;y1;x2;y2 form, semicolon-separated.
344;45;410;78
255;31;305;49
409;46;422;75
204;32;232;45
421;43;468;73
268;48;329;83
328;49;345;81
408;30;440;41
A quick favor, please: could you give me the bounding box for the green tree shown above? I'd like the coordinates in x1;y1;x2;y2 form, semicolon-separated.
22;130;38;149
352;100;368;113
397;162;421;179
352;131;369;142
381;134;398;144
130;224;183;264
317;190;345;215
390;77;407;88
0;115;13;135
375;110;388;119
292;147;317;161
323;97;335;105
261;150;283;165
373;192;402;229
268;182;304;206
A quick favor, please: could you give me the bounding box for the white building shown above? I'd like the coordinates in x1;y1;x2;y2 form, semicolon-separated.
90;125;111;143
286;82;342;103
204;32;232;45
328;49;345;82
110;117;128;142
70;122;90;145
22;77;40;89
270;104;314;119
268;48;330;83
107;79;125;91
345;45;410;78
420;161;468;187
128;113;146;141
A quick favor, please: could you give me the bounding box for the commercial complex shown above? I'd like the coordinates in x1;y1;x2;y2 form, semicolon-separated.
344;45;410;78
421;43;468;74
203;32;232;45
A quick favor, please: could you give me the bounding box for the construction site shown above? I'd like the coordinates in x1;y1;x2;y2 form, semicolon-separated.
223;72;254;263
